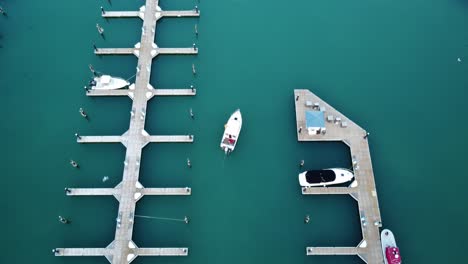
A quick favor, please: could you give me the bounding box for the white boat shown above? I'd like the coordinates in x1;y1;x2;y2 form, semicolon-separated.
298;168;354;187
220;109;242;154
381;229;402;264
90;75;129;90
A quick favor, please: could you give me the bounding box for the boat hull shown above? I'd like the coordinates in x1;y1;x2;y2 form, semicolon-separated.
220;109;242;154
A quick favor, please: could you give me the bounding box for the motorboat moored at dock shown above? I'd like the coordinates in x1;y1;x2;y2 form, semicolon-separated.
298;168;354;187
381;229;402;264
90;75;129;90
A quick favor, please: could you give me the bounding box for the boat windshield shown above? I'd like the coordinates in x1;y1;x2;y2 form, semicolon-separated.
305;170;336;184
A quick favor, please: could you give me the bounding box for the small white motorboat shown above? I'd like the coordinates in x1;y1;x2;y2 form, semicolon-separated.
90;75;129;90
381;229;402;264
299;168;354;187
220;109;242;154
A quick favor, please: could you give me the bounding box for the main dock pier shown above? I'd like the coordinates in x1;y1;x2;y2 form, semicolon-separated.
295;89;384;263
55;1;199;263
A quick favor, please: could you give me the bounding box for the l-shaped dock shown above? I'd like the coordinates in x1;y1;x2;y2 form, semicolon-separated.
55;1;199;263
295;89;384;263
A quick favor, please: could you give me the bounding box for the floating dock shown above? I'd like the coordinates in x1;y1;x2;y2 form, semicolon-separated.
55;1;199;263
295;89;383;264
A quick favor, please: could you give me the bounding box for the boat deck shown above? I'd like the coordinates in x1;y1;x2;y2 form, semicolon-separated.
55;1;199;263
295;89;383;264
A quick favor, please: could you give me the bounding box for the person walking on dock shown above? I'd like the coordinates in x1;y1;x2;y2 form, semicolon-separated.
298;126;302;133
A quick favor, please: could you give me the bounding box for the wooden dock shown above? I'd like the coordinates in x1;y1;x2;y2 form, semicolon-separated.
56;1;198;263
295;89;383;264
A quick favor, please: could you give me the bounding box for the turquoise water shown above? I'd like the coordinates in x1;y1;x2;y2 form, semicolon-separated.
1;0;468;263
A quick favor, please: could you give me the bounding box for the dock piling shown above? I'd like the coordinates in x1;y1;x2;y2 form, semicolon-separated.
70;160;79;168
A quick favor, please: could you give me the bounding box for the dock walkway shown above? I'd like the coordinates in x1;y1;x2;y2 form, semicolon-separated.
295;89;383;264
56;1;199;263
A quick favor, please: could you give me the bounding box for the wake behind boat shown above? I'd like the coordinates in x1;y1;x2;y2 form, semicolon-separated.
220;109;242;154
299;168;354;187
381;229;402;264
90;75;129;90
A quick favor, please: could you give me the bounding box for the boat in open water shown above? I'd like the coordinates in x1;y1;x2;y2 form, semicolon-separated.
298;168;354;187
90;75;129;90
381;229;402;264
220;109;242;154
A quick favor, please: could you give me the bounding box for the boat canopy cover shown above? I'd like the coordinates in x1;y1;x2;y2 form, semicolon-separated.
385;247;401;264
101;75;111;84
305;170;336;184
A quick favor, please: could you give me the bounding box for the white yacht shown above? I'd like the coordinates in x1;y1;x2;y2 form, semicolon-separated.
90;75;129;90
299;168;354;187
220;109;242;154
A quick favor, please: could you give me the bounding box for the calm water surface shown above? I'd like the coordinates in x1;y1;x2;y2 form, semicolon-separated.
1;0;468;263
